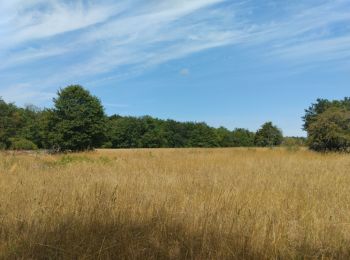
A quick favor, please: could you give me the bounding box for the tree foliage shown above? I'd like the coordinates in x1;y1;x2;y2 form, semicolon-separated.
46;85;106;151
232;128;255;147
0;99;23;149
254;122;283;147
9;137;38;150
304;101;350;152
303;98;350;131
0;85;286;151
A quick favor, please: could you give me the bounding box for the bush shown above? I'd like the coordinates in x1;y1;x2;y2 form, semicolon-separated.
9;138;38;150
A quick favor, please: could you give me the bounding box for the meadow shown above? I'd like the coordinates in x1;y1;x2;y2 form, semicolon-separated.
1;148;350;259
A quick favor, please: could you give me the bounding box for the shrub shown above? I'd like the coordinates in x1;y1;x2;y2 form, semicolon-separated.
9;138;38;150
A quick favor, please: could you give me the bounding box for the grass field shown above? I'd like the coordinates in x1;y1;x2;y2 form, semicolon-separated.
1;148;350;259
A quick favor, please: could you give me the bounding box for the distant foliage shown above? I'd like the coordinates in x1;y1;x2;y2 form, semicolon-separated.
282;136;306;147
232;128;256;147
0;99;44;149
46;85;106;152
254;122;283;147
0;85;286;151
303;99;350;152
103;115;259;149
0;99;22;149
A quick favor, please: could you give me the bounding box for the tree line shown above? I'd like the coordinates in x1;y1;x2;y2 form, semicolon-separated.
0;85;293;152
7;85;349;153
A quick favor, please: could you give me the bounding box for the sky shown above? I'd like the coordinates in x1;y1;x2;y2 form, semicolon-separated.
0;0;350;136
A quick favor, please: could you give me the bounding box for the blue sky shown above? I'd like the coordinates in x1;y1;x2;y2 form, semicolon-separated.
1;0;350;136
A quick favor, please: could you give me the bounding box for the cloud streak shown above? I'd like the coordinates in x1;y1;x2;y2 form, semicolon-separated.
1;0;350;104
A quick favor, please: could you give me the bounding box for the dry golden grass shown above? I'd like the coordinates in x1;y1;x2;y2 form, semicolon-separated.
1;148;350;259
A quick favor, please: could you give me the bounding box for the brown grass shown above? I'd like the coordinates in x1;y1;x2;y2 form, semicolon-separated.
1;148;350;259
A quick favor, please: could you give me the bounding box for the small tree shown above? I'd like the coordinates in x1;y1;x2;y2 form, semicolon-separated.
47;85;106;152
254;122;283;147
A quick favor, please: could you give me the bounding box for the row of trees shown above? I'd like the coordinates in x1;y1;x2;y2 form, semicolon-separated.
103;116;284;149
0;85;288;151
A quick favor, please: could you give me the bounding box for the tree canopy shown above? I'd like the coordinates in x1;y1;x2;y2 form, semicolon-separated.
3;85;350;153
303;98;350;152
46;85;106;151
0;85;287;151
254;122;283;147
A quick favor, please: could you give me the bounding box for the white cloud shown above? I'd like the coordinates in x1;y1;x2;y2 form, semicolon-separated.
0;1;119;48
180;68;190;76
1;0;350;104
247;0;350;64
0;83;54;105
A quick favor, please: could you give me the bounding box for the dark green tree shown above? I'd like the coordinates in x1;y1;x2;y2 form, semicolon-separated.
105;116;145;148
47;85;106;152
186;122;219;148
254;122;283;147
216;127;234;147
232;128;255;147
139;116;167;148
18;105;45;148
163;120;187;148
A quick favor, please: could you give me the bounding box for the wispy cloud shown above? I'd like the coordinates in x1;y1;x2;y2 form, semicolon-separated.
180;68;190;76
1;0;350;104
0;83;54;104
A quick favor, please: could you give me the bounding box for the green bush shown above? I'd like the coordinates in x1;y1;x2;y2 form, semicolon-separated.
9;138;38;150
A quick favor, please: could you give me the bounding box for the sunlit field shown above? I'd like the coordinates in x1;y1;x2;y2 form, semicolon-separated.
1;148;350;259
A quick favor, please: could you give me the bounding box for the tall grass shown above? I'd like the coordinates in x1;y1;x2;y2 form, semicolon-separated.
1;148;350;259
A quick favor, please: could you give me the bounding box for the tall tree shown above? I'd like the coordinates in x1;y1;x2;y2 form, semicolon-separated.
47;85;106;151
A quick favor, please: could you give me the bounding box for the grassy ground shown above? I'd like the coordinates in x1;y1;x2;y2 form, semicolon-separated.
1;148;350;259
